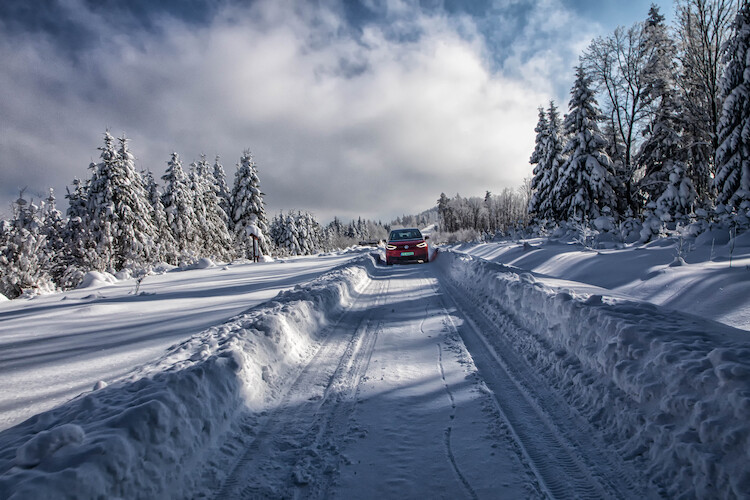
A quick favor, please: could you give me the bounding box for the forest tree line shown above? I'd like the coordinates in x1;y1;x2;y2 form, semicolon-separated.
0;132;386;299
525;1;749;240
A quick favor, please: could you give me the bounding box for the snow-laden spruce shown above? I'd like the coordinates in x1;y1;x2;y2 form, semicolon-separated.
0;195;53;299
715;1;750;214
212;155;231;222
162;152;197;258
143;169;178;264
190;156;234;262
85;133;157;271
231;150;269;258
553;65;618;221
528;101;564;222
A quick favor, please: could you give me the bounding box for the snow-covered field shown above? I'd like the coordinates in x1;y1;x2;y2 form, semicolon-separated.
0;235;748;498
0;252;361;431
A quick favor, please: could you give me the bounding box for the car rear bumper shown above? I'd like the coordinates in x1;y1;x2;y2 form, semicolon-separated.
385;248;429;263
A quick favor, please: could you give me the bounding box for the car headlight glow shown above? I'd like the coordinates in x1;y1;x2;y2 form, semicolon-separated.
416;242;428;248
386;244;397;250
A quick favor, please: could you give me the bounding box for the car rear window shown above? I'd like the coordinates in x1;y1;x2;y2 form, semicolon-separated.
389;229;422;241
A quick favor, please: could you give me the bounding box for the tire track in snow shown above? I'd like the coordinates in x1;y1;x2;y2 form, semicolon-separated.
421;272;479;500
212;272;389;499
437;342;478;500
436;270;631;500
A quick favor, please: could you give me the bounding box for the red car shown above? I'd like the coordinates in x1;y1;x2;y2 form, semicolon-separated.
385;228;429;265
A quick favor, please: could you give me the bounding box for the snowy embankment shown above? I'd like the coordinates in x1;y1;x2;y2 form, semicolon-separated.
437;251;750;498
0;257;372;499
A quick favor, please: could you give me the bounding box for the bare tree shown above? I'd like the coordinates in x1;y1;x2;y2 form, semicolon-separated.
675;0;738;202
583;21;656;214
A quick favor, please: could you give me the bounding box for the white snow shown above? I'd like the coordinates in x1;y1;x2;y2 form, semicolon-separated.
0;233;748;498
450;231;750;331
435;250;750;497
0;253;370;498
0;252;364;432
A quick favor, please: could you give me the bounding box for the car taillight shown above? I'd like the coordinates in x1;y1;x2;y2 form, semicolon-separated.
386;244;397;250
416;242;427;248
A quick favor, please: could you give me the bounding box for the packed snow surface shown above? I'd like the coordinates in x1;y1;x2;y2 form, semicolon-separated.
0;236;748;498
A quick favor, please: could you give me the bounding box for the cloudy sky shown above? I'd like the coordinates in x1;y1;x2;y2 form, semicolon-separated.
0;0;674;222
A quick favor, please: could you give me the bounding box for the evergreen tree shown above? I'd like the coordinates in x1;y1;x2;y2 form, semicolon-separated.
297;211;321;255
655;162;696;223
715;1;750;213
269;212;286;255
554;66;619;221
212;155;231;220
280;212;301;256
84;133;157;270
193;155;234;261
0;193;54;298
61;178;97;288
143;169;177;263
41;189;66;285
529;101;564;221
162;152;196;258
638;88;690;205
230;150;269;258
528;106;549;219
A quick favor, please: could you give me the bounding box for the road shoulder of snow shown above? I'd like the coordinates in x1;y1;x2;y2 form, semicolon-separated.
436;250;750;498
0;256;375;499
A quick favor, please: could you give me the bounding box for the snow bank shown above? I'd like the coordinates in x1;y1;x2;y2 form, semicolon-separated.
76;271;118;289
0;257;373;499
437;251;750;498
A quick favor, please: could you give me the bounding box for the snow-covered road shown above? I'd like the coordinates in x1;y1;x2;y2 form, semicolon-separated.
1;248;748;498
202;259;650;499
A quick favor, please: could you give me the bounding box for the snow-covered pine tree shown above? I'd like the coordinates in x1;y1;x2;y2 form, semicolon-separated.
60;177;97;288
193;155;233;262
281;212;301;255
297;211;321;255
655;162;696;223
528;106;549;219
637;87;691;208
529;101;564;221
0;220;9;299
714;1;750;214
269;212;285;256
230;150;269;258
637;5;683;208
554;65;619;221
84;133;157;271
162;152;197;259
83;133;118;271
212;155;231;222
40;189;67;285
143;169;177;264
0;193;54;298
114;136;158;268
